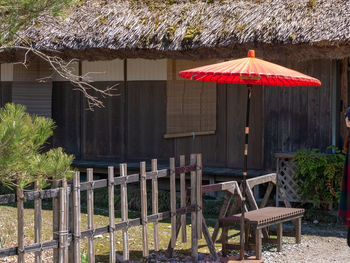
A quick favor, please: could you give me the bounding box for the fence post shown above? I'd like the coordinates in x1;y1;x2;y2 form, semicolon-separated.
17;186;25;263
120;163;129;261
190;154;198;262
52;179;60;263
276;158;280;207
196;154;202;239
151;159;159;251
180;155;187;243
34;180;42;263
87;169;95;263
140;162;149;257
73;172;81;263
170;158;176;249
58;185;66;263
62;179;68;263
108;166;115;263
68;179;74;263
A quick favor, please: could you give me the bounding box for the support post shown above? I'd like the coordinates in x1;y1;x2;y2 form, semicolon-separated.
73;172;81;263
196;154;202;239
140;162;149;257
180;155;187;243
240;85;252;259
34;181;42;263
52;179;60;263
108;167;115;263
277;223;282;252
121;163;129;260
59;187;66;263
170;157;177;249
190;154;198;262
87;169;95;263
17;186;24;263
152;159;160;251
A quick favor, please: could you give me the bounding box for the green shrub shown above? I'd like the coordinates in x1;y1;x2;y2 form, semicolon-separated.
292;146;344;209
0;103;74;189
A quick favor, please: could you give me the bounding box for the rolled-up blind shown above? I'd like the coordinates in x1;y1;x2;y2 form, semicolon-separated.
12;82;52;118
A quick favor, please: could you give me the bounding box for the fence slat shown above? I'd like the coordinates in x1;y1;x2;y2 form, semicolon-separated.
120;163;129;260
1;155;208;263
59;187;65;263
108;167;115;263
190;154;198;262
34;181;42;263
17;187;24;263
196;154;202;239
170;158;177;249
87;169;95;263
151;159;159;251
180;155;187;243
73;172;81;263
140;162;149;257
68;179;74;263
52;179;60;263
62;180;68;263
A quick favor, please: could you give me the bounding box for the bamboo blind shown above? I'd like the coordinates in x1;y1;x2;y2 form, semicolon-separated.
166;80;216;137
165;59;218;139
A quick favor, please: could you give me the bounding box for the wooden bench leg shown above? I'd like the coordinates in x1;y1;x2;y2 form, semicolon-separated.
221;226;229;257
245;224;250;249
277;223;282;252
295;218;301;244
255;228;262;260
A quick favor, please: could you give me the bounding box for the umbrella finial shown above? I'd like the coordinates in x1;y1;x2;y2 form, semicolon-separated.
247;50;255;58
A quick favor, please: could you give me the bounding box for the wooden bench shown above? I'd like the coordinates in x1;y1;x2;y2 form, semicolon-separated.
219;207;305;259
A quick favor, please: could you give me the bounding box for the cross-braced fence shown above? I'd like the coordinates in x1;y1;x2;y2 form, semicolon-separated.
0;153;217;263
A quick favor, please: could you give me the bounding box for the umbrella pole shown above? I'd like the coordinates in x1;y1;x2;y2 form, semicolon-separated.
239;84;252;260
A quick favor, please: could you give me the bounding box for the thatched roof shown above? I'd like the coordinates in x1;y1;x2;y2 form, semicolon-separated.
4;0;350;61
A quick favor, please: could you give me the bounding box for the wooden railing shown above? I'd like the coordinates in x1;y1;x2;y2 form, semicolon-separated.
0;153;217;263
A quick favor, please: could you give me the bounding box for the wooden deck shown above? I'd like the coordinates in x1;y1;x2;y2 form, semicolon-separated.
72;159;266;182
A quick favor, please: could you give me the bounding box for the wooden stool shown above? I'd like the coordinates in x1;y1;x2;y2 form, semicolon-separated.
219;207;305;260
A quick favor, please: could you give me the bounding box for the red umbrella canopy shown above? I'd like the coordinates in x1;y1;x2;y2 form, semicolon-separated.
179;50;321;87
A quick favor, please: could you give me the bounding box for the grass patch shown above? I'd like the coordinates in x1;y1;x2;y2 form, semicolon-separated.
0;204;239;262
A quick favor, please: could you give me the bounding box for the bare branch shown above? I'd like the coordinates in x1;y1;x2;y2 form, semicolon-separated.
0;45;119;110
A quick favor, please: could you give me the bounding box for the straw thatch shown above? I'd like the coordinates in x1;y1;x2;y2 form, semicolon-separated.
3;0;350;61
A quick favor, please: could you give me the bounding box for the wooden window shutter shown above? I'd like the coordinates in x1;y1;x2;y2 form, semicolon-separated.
165;80;216;138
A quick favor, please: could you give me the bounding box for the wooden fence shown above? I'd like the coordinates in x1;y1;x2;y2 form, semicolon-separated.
0;153;216;263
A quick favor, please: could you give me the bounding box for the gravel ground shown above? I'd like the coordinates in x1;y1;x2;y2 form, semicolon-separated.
262;223;350;263
147;222;350;263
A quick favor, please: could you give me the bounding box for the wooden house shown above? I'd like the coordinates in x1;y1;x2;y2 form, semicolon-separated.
0;0;349;175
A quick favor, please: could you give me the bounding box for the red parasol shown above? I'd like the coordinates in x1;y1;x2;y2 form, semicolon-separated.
179;50;321;86
179;50;321;261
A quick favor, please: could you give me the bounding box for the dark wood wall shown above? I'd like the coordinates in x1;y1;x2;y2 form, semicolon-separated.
51;80;264;169
127;81;173;160
0;82;12;107
52;81;173;162
263;59;334;168
3;58;336;171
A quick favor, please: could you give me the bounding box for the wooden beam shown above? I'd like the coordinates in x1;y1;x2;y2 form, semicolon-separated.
340;57;349;139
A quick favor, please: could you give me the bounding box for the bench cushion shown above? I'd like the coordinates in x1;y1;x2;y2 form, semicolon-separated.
219;207;305;227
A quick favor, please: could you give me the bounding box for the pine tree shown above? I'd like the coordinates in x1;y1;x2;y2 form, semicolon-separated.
0;103;74;189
